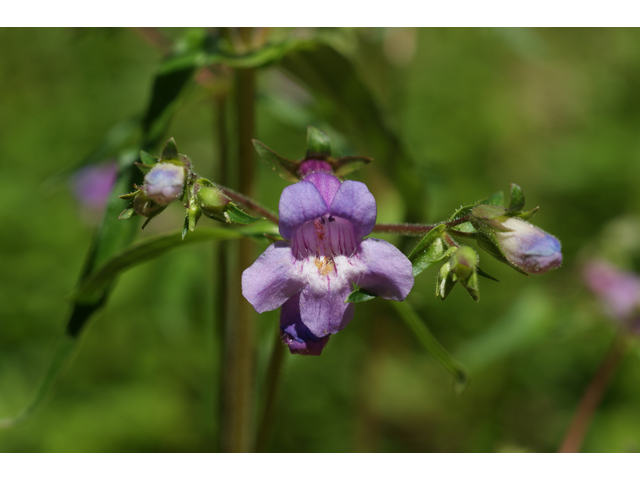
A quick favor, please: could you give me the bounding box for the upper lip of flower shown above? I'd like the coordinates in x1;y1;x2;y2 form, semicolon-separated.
241;172;414;345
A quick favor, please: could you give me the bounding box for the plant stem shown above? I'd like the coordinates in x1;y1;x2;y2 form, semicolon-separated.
220;64;257;453
215;184;278;224
558;333;628;453
255;328;286;452
372;216;470;237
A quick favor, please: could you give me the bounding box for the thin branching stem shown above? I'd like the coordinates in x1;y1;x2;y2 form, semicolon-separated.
372;215;471;237
558;333;629;453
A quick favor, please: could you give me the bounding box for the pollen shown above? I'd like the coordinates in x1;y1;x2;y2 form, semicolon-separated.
314;256;335;276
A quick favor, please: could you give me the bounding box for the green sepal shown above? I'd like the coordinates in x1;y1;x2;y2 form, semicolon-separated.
118;207;136;220
408;224;456;277
134;162;154;173
225;204;261;224
479;191;504;206
459;269;480;302
305;126;331;160
516;206;539;220
139;150;158;166
181;212;189;240
333;156;372;176
346;287;377;303
188;203;202;232
161;137;179;161
118;190;140;200
471;204;508;221
507;183;525;213
476;267;499;282
436;262;457;300
252;140;299;182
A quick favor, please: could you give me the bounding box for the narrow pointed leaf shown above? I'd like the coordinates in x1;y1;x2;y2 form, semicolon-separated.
460;270;480;302
346;287;377;303
118;207;136;220
72;227;246;303
252;140;299;181
391;301;469;392
476;267;499;282
517;206;539;220
333;156;372;176
225;203;262;224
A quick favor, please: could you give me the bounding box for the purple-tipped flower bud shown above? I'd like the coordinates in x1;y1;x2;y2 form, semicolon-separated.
143;162;186;206
494;217;562;274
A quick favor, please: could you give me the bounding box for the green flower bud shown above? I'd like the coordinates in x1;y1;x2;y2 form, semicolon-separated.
133;191;164;218
196;184;230;219
449;246;478;281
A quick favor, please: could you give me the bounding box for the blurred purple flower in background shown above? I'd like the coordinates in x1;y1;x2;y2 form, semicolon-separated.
583;260;640;330
242;171;414;355
71;161;118;211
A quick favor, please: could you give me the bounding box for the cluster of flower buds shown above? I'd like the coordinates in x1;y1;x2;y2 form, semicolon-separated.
119;138;259;235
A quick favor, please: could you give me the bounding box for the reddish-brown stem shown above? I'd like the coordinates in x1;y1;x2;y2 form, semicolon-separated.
372;215;470;237
558;333;628;453
216;184;278;224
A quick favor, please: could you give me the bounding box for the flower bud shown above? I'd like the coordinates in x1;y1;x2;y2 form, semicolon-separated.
583;261;640;320
450;246;478;281
143;162;186;205
196;184;230;219
133;191;164;218
492;217;562;274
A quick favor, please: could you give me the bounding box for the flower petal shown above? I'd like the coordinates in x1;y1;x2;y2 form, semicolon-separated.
302;172;342;207
280;292;330;356
241;241;303;313
329;180;377;238
353;238;414;301
278;181;329;240
298;270;355;337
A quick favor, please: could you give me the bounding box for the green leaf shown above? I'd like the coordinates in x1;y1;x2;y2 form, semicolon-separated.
408;224;456;277
252;140;299;181
391;301;468;392
333;156;372;176
346;287;377;303
72;228;246;303
305;126;331;159
471;204;507;221
476;267;499;282
139;150;159;166
507;183;525;213
479;191;504;206
117;207;136;220
225;204;262;224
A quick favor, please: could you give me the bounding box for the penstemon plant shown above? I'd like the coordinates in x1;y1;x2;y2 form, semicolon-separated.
0;28;566;453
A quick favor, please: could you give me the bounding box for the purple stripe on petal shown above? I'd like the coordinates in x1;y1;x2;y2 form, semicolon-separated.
302;172;341;207
279;181;329;240
241;241;304;313
299;279;354;337
329;180;377;239
280;292;330;356
353;238;414;301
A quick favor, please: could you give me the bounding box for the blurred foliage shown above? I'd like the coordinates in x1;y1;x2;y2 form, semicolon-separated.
2;27;640;452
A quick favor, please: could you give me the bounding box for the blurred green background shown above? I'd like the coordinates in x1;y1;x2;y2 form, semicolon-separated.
1;27;640;452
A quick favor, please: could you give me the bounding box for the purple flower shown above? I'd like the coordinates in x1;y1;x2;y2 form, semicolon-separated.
494;217;563;274
143;162;186;205
71;161;118;210
241;172;414;355
583;261;640;321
